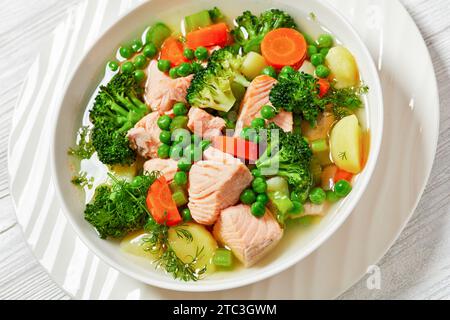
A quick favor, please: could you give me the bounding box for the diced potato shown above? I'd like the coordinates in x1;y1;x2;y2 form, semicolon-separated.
330;115;362;174
241;52;268;80
325;46;359;89
120;230;155;257
298;60;316;76
168;223;218;274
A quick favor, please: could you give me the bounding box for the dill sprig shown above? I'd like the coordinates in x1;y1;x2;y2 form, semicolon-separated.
68;126;95;159
141;223;207;282
71;171;94;189
323;83;369;120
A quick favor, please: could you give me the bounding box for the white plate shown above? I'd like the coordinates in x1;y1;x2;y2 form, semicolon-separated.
8;0;439;299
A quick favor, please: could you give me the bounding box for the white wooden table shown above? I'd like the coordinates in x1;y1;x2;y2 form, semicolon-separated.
0;0;449;300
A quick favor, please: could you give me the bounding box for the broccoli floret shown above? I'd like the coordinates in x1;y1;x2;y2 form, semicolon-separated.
90;73;148;165
186;67;236;112
84;173;157;239
186;47;250;112
209;47;251;87
256;124;313;200
232;9;297;53
208;7;224;22
270;71;326;126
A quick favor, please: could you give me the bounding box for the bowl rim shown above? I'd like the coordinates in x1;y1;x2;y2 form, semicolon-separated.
51;0;384;292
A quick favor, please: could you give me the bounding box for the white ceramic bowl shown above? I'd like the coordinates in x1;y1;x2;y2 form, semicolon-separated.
52;0;383;292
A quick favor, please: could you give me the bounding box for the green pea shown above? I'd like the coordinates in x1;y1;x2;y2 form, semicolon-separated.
289;201;304;215
251;202;266;217
131;39;143;52
240;127;251;140
315;65;330;78
170;116;188;131
157;59;171;72
130;176;144;189
159;130;172;145
170;144;184;160
108;60;119;71
240;189;256;205
309;187;326;204
200;140;211;151
334;180;352;198
183;48;195;60
260;105;276;120
177;62;193;77
251;117;266;129
173;102;188;116
320;47;330;57
174;171;188;186
256;193;269;205
317;34;333;48
261;66;277;78
326;190;340;203
134;70;146;83
291;191;305;203
307;45;318;58
195;46;209;60
182;208;192;221
157;115;172;130
184;144;202;162
177;158;192;172
119;46;132;59
251;168;262;177
310;53;325;67
143;43;157;58
252;177;267;194
172;128;191;147
121;61;135;74
169;67;179;79
133;55;147;69
157;144;170;159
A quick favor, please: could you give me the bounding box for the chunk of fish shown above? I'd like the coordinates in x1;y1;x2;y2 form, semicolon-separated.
213;204;283;267
188;154;253;225
202;147;242;165
144;60;193;114
143;158;178;183
127;111;161;159
187;108;226;139
234;75;293;136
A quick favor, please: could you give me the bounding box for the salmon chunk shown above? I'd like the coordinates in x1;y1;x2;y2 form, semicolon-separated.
144;60;193;114
143;158;178;183
187;108;226;139
202;147;242;164
213;204;283;267
188;154;253;225
234;75;293;136
127;111;161;159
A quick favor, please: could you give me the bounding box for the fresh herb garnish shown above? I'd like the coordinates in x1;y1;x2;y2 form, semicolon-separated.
84;172;159;239
142;222;207;282
68;126;95;159
338;151;347;161
324;84;369;120
71;171;94;189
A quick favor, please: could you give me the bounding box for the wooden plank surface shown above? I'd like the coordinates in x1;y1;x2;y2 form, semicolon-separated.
0;0;449;299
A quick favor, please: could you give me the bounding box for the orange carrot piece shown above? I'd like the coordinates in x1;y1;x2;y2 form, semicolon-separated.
261;28;307;69
186;23;229;50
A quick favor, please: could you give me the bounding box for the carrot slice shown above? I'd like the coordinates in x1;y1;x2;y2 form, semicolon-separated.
334;168;353;183
261;28;307;69
318;79;330;98
146;176;182;226
186;23;229;49
160;37;188;67
211;136;259;162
